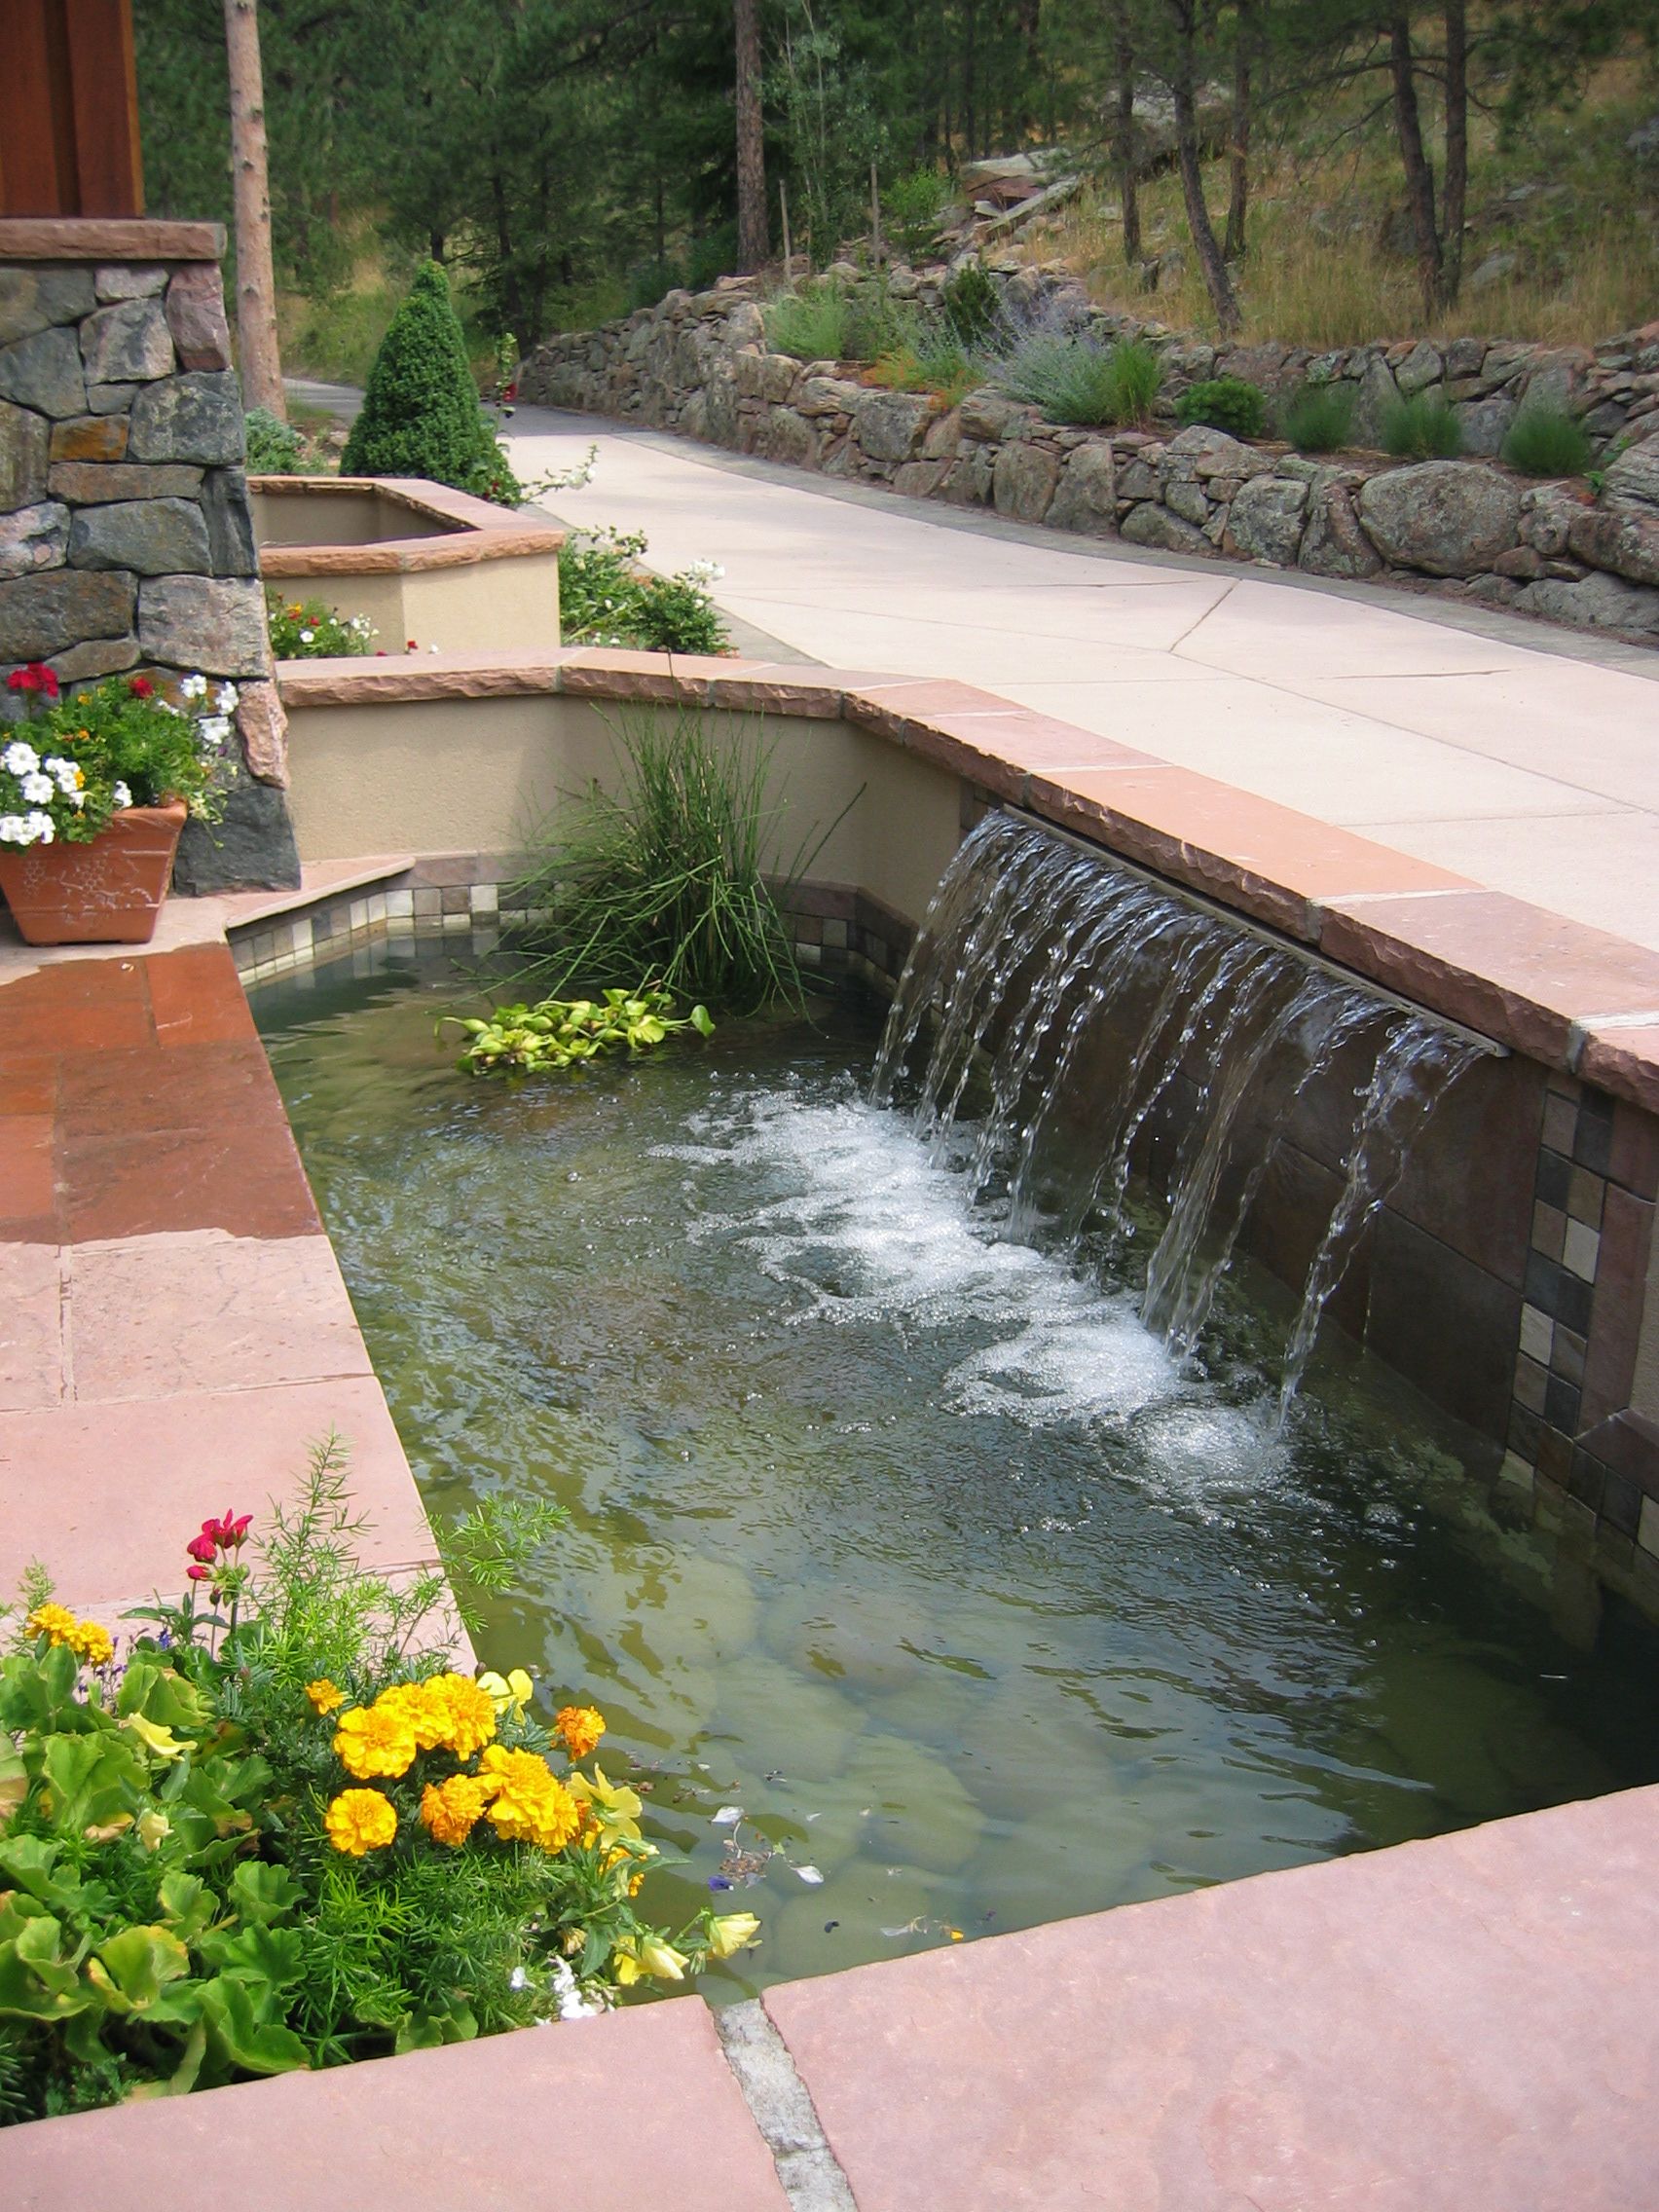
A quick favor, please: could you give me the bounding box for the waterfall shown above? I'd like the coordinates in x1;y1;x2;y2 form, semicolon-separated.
872;812;1481;1407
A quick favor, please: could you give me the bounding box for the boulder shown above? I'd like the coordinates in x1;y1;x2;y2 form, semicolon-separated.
1357;461;1523;576
991;441;1060;521
760;408;819;468
959;387;1026;441
1454;392;1516;458
128;372;245;465
1516;570;1659;637
1120;502;1211;555
1164;478;1210;526
68;497;210;575
173;769;301;894
1520;480;1592;558
1394;340;1444;396
0;326;88;419
1229;474;1309;566
0;567;135;659
1046;441;1117;535
1300;482;1384;579
138;574;269;676
855;390;932;461
1350;352;1401;446
163;266;234;373
0;500;69;579
0;398;50;512
0;266;95;346
79;298;174;384
794;376;864;419
1568;498;1659;586
1604;442;1659;509
47;635;139;683
86;382;139;415
94;266;167;302
1161;424;1267;481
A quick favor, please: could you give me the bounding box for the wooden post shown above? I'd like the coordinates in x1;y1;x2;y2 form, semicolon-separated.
0;0;145;218
780;179;793;287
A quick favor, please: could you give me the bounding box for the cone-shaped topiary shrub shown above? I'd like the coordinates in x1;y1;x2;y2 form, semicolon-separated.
342;262;508;495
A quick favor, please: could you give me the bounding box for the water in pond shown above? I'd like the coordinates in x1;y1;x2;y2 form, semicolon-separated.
255;926;1659;1999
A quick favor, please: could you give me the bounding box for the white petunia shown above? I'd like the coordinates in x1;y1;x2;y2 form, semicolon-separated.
179;674;207;701
19;771;53;805
197;714;231;749
111;781;131;809
2;740;39;777
215;683;239;713
0;815;25;844
44;756;80;793
23;811;54;844
299;630;314;645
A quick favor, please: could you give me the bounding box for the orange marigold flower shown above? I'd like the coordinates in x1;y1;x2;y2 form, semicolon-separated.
420;1773;492;1848
553;1704;606;1760
333;1702;418;1780
477;1746;581;1852
306;1677;346;1715
325;1788;398;1856
426;1673;498;1759
375;1680;451;1752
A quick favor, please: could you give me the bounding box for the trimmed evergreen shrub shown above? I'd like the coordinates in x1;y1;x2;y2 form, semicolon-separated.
1501;403;1594;478
1280;379;1355;454
341;262;504;495
1381;393;1465;460
1175;376;1269;439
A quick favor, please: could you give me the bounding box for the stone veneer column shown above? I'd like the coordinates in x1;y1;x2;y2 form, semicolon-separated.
0;217;299;891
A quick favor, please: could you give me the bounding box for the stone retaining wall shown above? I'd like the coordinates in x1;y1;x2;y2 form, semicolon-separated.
0;218;298;889
522;279;1659;642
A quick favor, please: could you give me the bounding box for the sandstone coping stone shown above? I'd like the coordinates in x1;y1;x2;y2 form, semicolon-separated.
0;397;50;512
138;573;269;676
0;324;88;419
164;264;234;373
49;413;129;463
69;498;211;576
0;500;69;579
0;218;225;261
0;567;135;659
48;461;203;503
992;441;1060;522
855;390;933;462
1358;461;1524;576
1229;473;1309;565
0;265;96;345
128;371;244;465
94;265;167;301
79;297;174;384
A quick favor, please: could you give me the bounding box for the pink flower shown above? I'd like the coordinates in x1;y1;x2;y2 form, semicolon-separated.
6;661;58;701
186;1532;217;1565
186;1563;212;1583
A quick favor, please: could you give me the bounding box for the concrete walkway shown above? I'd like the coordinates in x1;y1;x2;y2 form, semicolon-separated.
505;406;1659;951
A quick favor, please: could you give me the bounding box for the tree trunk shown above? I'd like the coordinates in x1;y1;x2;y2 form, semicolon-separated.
735;0;768;272
1113;3;1141;267
223;0;285;419
1439;0;1467;306
1168;0;1240;332
1224;0;1252;263
1387;11;1442;319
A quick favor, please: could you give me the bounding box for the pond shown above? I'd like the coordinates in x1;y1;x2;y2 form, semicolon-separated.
254;941;1659;1999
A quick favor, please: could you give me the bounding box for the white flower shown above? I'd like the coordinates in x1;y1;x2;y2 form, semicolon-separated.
508;1967;530;1992
685;558;724;584
0;815;25;844
2;740;39;777
179;674;207;701
111;781;131;809
44;756;80;793
215;683;239;713
299;630;314;645
24;811;53;845
428;644;440;653
197;714;231;749
19;771;53;805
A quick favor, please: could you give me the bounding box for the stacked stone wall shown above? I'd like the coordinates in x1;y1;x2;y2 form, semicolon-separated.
522;277;1659;642
0;223;298;888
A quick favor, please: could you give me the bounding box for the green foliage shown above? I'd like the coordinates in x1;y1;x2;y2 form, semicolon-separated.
1501;402;1595;477
2;671;238;845
340;263;509;500
444;985;715;1077
872;313;974;406
559;530;728;655
1280;378;1356;454
940;263;1000;347
245;408;304;475
266;594;377;660
1176;377;1269;439
764;280;854;362
1381;393;1466;459
884;169;949;258
508;705;849;1014
986;330;1162;428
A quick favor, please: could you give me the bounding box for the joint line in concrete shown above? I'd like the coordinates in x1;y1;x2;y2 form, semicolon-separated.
714;1998;859;2212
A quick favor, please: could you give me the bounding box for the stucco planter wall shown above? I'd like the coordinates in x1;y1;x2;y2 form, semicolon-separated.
521;278;1659;644
251;477;565;656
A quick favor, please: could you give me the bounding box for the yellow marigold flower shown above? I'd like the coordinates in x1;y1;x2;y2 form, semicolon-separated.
553;1704;606;1760
306;1678;346;1715
429;1673;498;1758
25;1603;78;1646
333;1703;418;1781
420;1773;492;1848
66;1619;114;1667
325;1788;398;1856
477;1746;581;1852
374;1680;450;1752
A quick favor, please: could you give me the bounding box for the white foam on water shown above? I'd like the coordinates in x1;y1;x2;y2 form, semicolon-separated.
654;1089;1266;1459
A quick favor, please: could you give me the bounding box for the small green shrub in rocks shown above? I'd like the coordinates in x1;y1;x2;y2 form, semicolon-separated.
763;281;854;362
1279;378;1355;454
1381;392;1465;460
244;407;304;474
884;170;950;258
940;262;1000;346
1500;403;1594;478
1175;376;1269;439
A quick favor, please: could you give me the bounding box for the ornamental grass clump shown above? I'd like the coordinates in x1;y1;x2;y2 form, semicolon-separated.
0;667;237;852
763;280;854;362
0;1437;757;2124
983;313;1162;429
1381;392;1465;460
508;706;849;1014
1279;377;1356;454
1500;402;1594;479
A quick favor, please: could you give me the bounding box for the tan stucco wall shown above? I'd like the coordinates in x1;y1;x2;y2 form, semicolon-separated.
251;487;455;547
402;554;561;654
282;693;960;930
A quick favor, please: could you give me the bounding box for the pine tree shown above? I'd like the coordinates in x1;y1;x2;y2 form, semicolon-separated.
340;262;493;489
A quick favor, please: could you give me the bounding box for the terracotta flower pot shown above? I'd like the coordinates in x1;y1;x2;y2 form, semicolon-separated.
0;801;188;946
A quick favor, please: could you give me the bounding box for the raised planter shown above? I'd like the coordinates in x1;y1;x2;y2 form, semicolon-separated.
250;477;565;655
0;799;187;944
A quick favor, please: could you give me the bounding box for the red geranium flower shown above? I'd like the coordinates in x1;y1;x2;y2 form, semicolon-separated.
6;662;59;701
186;1563;213;1583
128;675;155;699
186;1531;217;1565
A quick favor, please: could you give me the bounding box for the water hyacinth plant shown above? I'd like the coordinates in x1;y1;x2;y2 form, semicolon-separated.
0;667;238;850
0;1438;758;2123
444;984;714;1077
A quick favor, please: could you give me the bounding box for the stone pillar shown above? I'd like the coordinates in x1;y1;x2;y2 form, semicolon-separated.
0;216;299;891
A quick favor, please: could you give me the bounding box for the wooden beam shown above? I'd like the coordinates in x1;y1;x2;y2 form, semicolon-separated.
0;0;144;218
